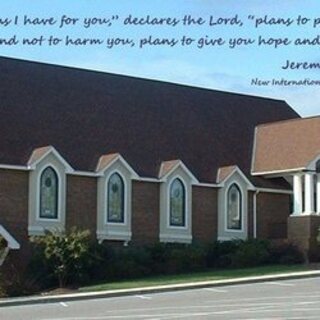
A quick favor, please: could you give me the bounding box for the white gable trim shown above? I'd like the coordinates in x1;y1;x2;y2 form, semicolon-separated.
251;167;306;176
28;146;74;173
69;171;99;177
160;160;199;184
195;182;220;188
218;166;255;190
133;177;160;183
0;247;10;266
306;153;320;171
0;164;30;171
256;187;292;195
96;154;139;179
0;225;20;249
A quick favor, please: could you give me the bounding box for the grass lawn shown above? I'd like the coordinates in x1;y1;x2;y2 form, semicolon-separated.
80;264;309;292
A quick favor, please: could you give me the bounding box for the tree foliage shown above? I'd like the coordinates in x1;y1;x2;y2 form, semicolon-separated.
30;228;91;287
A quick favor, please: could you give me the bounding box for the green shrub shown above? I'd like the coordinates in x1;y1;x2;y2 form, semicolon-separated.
26;236;305;292
85;242;115;281
30;228;91;287
165;245;193;274
147;243;206;275
231;239;270;268
206;240;240;268
88;244;153;281
269;242;304;265
0;261;44;297
148;242;168;274
110;246;153;279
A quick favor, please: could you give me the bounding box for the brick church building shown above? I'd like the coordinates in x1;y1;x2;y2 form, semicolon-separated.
0;56;319;266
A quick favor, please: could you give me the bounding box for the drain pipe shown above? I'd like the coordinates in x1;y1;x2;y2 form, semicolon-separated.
253;190;260;238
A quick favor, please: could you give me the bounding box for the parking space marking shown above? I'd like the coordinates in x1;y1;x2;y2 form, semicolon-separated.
135;295;152;300
59;302;68;307
267;281;295;287
204;288;228;293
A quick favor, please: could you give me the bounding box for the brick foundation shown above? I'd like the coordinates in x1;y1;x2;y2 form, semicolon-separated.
288;215;320;261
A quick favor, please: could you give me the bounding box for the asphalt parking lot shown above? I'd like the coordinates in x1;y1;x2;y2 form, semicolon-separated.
1;277;320;320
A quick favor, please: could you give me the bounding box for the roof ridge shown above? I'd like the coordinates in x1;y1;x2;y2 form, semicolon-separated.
0;55;289;104
256;115;318;128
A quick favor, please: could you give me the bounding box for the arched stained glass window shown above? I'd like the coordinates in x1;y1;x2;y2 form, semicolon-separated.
170;178;186;227
40;166;58;219
227;183;242;230
107;173;125;223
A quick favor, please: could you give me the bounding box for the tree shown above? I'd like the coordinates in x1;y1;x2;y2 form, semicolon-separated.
30;228;91;288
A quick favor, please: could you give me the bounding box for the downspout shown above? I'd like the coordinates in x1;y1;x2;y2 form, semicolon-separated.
253;190;260;238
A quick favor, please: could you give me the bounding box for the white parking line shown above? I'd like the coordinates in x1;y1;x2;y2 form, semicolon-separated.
59;302;68;307
135;295;152;300
204;288;228;293
267;281;295;287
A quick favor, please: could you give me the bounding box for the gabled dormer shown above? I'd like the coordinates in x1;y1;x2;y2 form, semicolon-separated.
96;153;138;242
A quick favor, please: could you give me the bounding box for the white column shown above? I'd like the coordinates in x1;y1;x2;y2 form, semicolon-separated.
293;174;303;215
317;173;320;214
304;172;315;214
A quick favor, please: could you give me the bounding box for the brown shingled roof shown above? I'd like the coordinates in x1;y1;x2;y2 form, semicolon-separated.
158;160;180;179
0;56;299;187
216;165;237;183
252;116;320;175
96;153;120;172
28;146;52;166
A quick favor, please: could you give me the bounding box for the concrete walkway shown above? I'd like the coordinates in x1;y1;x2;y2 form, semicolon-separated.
1;270;320;307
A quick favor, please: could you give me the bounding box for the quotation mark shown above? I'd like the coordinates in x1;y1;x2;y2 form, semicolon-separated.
248;15;255;20
108;15;119;27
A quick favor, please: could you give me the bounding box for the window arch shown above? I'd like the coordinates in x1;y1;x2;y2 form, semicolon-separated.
169;178;186;227
227;183;242;230
107;172;125;223
39;166;59;219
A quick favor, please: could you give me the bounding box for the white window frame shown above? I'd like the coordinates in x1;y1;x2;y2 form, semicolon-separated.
28;147;69;236
96;155;136;242
159;162;197;244
37;164;61;222
167;176;188;229
105;170;128;226
225;182;244;232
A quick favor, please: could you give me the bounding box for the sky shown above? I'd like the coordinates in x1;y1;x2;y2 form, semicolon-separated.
1;0;320;117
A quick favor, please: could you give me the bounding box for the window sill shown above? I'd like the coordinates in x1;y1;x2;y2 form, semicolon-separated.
97;230;132;242
160;233;192;244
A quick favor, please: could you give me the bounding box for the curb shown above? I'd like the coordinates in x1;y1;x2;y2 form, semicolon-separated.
1;270;320;307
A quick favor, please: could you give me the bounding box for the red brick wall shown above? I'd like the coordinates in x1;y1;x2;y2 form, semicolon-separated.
192;186;218;243
0;169;30;270
131;181;160;245
66;175;97;237
1;169;291;273
288;215;320;261
256;192;290;239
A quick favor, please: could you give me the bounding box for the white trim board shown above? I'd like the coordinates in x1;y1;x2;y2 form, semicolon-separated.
0;225;20;249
